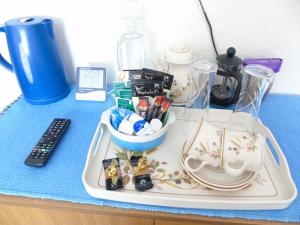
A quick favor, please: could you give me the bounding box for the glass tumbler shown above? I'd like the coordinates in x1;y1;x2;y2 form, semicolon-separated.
185;60;218;109
234;64;274;119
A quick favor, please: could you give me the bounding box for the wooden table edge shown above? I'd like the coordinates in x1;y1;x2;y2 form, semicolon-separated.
0;194;298;225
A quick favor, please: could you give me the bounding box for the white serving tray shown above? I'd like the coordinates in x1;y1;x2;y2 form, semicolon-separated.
82;108;297;210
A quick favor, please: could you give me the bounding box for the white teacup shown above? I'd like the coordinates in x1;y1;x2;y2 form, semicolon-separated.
222;129;265;177
184;120;223;172
183;120;265;177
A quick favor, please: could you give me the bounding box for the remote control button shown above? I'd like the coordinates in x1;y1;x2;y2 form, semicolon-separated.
39;138;47;144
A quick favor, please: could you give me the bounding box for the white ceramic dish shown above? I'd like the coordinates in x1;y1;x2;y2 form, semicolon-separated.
82;108;297;210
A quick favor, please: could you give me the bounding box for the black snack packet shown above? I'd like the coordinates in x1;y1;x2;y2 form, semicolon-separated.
130;155;153;191
131;79;164;97
142;68;174;90
102;158;123;190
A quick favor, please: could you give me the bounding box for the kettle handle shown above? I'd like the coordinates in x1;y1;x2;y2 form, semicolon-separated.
0;25;13;72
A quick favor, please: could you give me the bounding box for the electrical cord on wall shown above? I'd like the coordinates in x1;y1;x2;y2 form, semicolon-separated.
198;0;219;56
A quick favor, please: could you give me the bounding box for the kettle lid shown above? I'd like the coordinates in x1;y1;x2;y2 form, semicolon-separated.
216;47;242;69
5;16;53;27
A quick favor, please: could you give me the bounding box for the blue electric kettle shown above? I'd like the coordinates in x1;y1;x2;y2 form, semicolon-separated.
0;16;70;104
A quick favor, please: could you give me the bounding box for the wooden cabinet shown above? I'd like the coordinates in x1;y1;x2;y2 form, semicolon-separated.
0;205;154;225
0;195;295;225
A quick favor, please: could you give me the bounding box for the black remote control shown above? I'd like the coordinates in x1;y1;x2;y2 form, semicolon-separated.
24;118;71;167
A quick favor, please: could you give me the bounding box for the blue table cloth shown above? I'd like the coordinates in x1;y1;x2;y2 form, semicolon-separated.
0;87;299;223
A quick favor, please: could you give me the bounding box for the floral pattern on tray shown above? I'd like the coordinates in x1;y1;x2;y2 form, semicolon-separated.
114;147;201;190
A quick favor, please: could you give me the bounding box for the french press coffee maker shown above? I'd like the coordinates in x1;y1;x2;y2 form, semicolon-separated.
210;47;243;106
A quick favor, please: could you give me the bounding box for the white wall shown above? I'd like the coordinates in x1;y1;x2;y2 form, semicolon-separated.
0;0;299;109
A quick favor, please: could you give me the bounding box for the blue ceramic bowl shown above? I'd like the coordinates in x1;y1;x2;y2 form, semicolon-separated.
101;107;176;151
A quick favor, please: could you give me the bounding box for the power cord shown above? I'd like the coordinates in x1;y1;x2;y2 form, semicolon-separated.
198;0;219;56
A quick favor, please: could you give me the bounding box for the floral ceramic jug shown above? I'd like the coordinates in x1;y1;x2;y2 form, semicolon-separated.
164;46;196;106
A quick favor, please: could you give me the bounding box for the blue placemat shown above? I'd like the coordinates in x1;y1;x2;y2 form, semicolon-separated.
0;87;299;223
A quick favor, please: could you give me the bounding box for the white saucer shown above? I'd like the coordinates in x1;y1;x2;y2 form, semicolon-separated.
181;155;255;191
183;166;253;192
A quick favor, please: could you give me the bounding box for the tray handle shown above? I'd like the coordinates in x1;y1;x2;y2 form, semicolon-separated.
89;119;105;157
258;124;289;172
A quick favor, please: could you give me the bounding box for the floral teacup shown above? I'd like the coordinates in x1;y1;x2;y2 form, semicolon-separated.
183;120;265;177
222;129;265;177
184;120;224;172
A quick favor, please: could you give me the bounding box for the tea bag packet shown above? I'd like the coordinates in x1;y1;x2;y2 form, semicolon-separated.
102;158;123;190
118;70;143;81
116;98;134;111
118;69;174;92
142;68;174;91
113;80;132;90
117;89;132;99
111;80;132;98
111;80;134;111
131;79;164;97
130;154;153;191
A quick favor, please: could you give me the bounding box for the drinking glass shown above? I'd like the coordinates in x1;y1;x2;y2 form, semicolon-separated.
233;64;274;120
185;60;218;109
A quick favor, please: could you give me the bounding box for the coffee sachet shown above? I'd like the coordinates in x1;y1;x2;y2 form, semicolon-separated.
148;95;166;121
137;97;149;119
